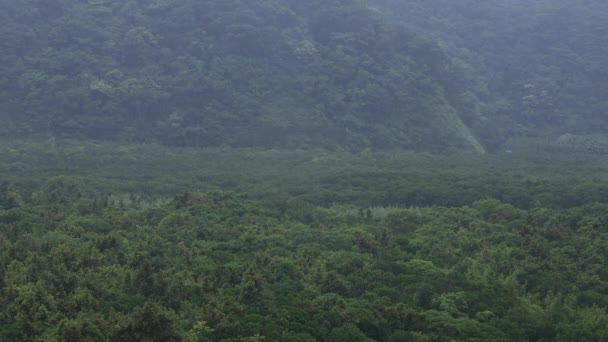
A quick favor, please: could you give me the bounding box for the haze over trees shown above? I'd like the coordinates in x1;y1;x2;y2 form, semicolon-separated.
3;0;608;152
0;0;498;152
372;0;608;146
2;0;608;341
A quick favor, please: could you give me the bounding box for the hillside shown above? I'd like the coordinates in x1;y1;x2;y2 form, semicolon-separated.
4;0;608;152
372;0;608;145
0;0;489;152
4;2;608;341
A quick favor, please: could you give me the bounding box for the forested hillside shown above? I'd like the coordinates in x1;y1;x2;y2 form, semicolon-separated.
372;0;608;145
4;1;608;341
3;0;608;151
0;0;487;152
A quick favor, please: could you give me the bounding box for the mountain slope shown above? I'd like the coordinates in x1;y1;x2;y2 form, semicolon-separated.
371;0;608;144
0;0;485;152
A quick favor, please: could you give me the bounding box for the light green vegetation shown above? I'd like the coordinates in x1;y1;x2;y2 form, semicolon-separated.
2;182;608;341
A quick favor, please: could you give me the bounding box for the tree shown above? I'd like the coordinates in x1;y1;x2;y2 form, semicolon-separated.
110;302;180;342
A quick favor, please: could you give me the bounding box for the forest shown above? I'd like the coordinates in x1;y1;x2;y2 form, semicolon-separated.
2;0;608;341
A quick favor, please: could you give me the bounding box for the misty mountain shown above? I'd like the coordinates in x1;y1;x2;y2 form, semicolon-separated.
3;0;607;152
372;0;608;143
0;0;486;152
6;2;608;341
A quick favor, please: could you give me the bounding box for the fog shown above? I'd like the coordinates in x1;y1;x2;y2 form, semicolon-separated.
2;1;608;340
1;0;606;152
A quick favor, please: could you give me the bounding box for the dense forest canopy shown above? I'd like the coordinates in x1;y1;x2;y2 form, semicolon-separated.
3;0;608;341
2;187;608;341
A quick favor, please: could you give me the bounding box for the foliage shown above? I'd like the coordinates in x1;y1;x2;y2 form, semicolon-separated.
372;0;608;145
3;1;608;340
1;183;608;340
4;138;608;210
0;0;487;152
